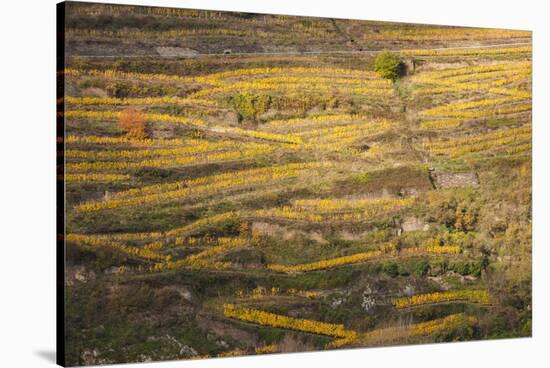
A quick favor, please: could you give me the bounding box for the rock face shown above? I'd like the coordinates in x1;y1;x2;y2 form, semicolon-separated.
65;265;96;286
361;285;376;312
81;349;99;366
401;217;428;232
432;171;479;189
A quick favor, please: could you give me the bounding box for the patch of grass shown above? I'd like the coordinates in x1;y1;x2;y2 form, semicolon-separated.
486;118;516;128
269;268;357;290
258;327;286;344
336;165;432;196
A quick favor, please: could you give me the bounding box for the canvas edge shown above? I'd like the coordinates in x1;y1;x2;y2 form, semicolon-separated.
56;1;67;367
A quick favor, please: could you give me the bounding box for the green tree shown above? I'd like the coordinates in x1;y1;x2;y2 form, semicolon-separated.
374;51;406;82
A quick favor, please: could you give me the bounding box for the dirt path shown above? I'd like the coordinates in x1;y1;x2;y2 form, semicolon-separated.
73;42;531;58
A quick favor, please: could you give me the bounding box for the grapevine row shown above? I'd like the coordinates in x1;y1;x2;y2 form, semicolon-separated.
392;290;491;309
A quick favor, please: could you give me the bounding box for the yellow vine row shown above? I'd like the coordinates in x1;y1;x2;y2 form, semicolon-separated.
267;244;461;273
392;290;491;309
356;313;477;346
63;96;215;106
66;233;164;261
223;304;357;340
401;45;531;57
63;110;301;144
65;173;130;183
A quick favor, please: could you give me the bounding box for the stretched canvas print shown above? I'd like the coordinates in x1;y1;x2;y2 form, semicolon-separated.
57;1;532;366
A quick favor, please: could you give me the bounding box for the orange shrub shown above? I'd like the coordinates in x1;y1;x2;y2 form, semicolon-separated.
118;108;146;139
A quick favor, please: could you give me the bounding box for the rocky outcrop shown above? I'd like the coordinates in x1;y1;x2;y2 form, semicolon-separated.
155;47;199;57
401;217;429;232
431;170;479;189
65;265;96;286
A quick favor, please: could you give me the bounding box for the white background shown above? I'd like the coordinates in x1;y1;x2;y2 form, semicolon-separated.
0;0;547;367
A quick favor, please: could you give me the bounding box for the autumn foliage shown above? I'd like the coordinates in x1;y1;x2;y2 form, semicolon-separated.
118;108;146;139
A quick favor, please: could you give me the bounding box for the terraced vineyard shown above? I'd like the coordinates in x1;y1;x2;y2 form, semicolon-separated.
60;3;532;366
